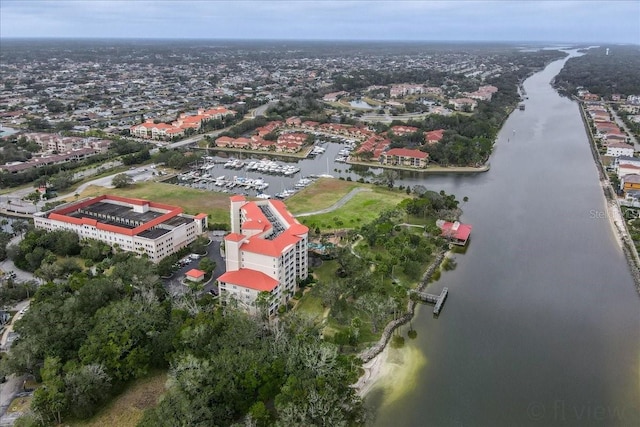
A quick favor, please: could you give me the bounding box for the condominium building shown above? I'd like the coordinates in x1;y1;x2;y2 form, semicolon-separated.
217;195;308;315
380;147;429;168
33;195;208;263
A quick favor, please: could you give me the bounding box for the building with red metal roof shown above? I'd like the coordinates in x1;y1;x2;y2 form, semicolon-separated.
185;269;206;283
33;195;208;262
218;195;308;315
438;220;472;246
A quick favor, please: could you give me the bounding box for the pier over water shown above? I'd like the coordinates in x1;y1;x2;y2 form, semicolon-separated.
410;287;448;315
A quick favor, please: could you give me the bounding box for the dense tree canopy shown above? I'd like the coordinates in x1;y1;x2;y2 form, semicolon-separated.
2;229;364;426
554;46;640;98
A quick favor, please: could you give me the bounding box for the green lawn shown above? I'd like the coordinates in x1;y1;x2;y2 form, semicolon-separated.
285;178;359;214
295;292;325;320
311;259;339;283
70;177;409;231
72;182;231;224
298;186;409;231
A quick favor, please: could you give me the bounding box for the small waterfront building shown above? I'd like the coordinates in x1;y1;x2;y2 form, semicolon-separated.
606;142;634;158
621;174;640;194
616;155;640;179
437;220;472;246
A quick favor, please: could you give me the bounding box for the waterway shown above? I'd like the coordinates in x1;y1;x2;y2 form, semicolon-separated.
171;50;640;425
366;51;640;426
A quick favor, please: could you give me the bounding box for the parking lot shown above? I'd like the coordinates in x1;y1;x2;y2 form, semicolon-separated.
163;231;226;296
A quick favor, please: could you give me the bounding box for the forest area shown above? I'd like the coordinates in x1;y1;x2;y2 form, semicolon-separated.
554;45;640;98
1;228;364;427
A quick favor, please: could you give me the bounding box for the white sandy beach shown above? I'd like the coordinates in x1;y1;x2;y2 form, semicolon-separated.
606;198;626;249
355;341;427;403
354;345;391;397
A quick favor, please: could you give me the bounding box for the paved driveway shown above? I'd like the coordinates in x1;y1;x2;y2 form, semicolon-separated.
163;232;225;296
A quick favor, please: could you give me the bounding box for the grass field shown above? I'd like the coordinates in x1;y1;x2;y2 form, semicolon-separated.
70;182;231;224
285;178;359;214
294;292;325;321
70;371;167;427
69;177;410;230
297;185;410;231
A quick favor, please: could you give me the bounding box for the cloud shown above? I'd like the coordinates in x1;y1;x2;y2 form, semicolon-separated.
1;0;638;43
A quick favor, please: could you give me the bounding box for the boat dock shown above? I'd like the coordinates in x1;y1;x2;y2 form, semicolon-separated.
410;287;449;315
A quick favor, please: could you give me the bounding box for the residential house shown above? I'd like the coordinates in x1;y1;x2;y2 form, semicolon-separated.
390;125;419;136
606;142;634;158
621;174;640;193
425;129;445;144
449;98;477;111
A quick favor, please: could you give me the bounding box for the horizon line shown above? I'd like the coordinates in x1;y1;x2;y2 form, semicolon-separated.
0;36;635;46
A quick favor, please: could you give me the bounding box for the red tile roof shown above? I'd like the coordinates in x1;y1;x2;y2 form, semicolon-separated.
47;195;184;237
425;129;445;143
186;269;205;279
241;232;300;257
385;148;429;159
224;233;246;243
218;268;279;291
229;198;308;257
242;220;269;231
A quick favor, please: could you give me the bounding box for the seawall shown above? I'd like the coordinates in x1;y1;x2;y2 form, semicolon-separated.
358;249;447;363
577;100;640;295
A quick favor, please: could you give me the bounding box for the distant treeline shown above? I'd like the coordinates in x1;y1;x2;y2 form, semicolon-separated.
554;46;640;98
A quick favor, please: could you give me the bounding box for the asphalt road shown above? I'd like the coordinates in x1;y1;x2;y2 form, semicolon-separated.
609;105;639;150
164;232;226;296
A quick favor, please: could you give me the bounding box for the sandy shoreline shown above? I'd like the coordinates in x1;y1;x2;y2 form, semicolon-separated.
354;345;390;397
605;196;626;250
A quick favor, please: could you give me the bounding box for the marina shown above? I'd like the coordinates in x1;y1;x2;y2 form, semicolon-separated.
172;139;358;199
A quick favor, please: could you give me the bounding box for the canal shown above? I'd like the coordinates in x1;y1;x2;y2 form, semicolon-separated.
366;51;640;426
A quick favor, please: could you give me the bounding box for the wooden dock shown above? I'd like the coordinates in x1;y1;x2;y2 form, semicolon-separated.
410;287;449;315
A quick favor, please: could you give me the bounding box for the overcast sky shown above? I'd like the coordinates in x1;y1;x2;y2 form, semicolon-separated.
1;1;638;44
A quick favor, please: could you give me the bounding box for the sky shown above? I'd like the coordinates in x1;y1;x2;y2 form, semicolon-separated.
1;0;639;44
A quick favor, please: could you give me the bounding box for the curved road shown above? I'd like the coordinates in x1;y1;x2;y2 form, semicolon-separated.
295;187;372;217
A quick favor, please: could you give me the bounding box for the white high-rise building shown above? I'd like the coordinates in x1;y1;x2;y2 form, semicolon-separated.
218;195;309;315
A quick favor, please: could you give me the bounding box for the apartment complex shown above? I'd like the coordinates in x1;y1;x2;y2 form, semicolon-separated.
33;195;208;263
130;107;235;139
218;195;308;315
380;147;429;168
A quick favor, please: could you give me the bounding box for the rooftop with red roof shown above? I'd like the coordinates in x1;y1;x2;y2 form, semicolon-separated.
218;268;280;292
185;269;205;279
385;147;429;159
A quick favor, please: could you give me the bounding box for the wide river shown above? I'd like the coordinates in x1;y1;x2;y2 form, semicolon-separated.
365;51;640;426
